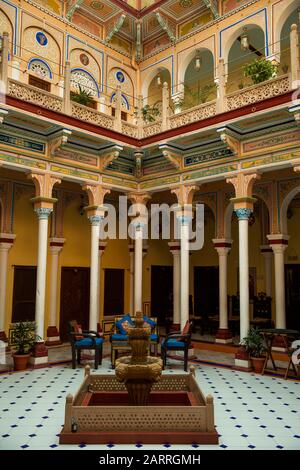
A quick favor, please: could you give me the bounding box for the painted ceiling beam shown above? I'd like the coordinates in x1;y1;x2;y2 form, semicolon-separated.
136;21;142;63
202;0;220;19
105;14;127;45
155;11;176;43
66;0;84;21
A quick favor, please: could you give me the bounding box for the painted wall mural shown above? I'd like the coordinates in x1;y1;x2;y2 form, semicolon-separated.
179;11;212;37
38;0;62;15
222;0;250;15
108;67;134;107
72;12;103;38
143;33;170;56
23;27;61;78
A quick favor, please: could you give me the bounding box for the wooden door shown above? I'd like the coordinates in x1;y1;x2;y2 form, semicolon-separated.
12;266;37;323
194;266;219;317
151;265;173;326
104;268;124;315
59;267;90;341
285;264;300;330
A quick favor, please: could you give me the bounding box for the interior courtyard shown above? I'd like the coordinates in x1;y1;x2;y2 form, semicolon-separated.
0;0;300;451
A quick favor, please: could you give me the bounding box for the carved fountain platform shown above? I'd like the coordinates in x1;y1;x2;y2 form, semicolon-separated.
59;312;218;445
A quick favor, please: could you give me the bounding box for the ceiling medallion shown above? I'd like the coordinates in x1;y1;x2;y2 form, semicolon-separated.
90;1;104;10
179;0;193;8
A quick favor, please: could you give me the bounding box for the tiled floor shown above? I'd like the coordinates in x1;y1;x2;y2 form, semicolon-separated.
0;356;299;450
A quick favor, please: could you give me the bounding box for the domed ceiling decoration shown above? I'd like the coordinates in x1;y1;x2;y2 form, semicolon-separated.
65;0;219;60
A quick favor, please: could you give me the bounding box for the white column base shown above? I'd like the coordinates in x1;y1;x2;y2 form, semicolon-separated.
46;336;61;343
29;355;49;367
234;358;252;369
215;337;233;344
272;346;286;352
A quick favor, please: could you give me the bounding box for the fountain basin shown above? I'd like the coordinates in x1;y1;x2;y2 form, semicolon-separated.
59;365;218;445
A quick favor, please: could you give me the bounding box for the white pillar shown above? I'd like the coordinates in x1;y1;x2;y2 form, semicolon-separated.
178;215;191;331
88;215;102;331
235;209;251;341
267;235;289;329
46;238;65;345
213;239;232;343
168;242;180;328
11;60;20;81
260;245;273;297
129;244;134;315
0;234;15;343
98;241;107;324
134;223;144;313
35;208;52;340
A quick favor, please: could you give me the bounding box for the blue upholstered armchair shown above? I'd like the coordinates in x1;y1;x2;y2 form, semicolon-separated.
161;321;193;371
68;320;104;369
110;314;159;355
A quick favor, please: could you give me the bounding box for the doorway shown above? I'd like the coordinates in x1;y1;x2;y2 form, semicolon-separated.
194;266;219;317
285;264;300;330
104;268;124;315
12;266;37;323
151;265;173;326
59;267;90;341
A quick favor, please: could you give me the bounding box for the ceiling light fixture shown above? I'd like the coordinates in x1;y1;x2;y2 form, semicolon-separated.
194;51;202;71
240;27;249;51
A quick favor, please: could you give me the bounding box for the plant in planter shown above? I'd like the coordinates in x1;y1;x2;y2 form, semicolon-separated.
11;321;41;371
243;58;278;85
140;104;160;123
70;85;95;108
241;327;267;373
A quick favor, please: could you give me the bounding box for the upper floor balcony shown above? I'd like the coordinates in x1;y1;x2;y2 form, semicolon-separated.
0;3;299;143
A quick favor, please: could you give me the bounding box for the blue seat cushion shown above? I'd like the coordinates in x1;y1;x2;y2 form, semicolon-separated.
75;337;103;347
150;334;158;342
111;333;128;341
116;314;134;335
112;333;158;342
162;338;185;348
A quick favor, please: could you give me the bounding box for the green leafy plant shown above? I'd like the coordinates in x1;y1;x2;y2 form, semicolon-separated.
140;104;160;123
70;85;94;107
181;83;217;109
241;327;266;358
11;321;41;355
243;58;278;85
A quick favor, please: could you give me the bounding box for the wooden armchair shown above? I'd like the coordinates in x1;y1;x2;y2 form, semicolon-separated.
68;320;104;370
161;321;193;372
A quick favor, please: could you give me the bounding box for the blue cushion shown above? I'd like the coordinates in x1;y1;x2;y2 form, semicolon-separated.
162;338;185;348
75;337;103;347
116;314;134;335
111;333;128;341
150;334;158;342
143;316;156;331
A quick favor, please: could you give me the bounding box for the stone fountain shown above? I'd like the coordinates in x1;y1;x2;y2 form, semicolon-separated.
114;311;162;405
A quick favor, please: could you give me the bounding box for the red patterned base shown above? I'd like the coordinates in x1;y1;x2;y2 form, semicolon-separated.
31;341;48;358
45;326;62;346
215;328;232;342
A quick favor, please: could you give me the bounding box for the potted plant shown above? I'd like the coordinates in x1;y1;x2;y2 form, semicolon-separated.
241;327;266;373
243;58;278;85
11;321;40;371
140;104;160;123
70;85;95;108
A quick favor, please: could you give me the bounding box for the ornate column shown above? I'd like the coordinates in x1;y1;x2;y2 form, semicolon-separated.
0;32;9;93
162;82;169;131
128;193;150;315
129;243;134;315
260;245;273;297
213;239;232;343
290;24;300;89
82;184;110;331
172;185;198;331
63;61;71;114
168;241;180;331
227;171;260;369
0;234;16;345
46;238;65;346
267;235;289;329
28;173;60;366
98;240;107;327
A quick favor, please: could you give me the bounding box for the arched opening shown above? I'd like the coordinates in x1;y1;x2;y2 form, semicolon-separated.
279;7;299;75
182;49;216;109
146;68;171;118
226;25;266;93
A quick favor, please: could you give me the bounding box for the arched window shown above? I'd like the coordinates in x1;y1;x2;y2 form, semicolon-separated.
70;68;100;98
28;58;52;79
110;92;130;110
